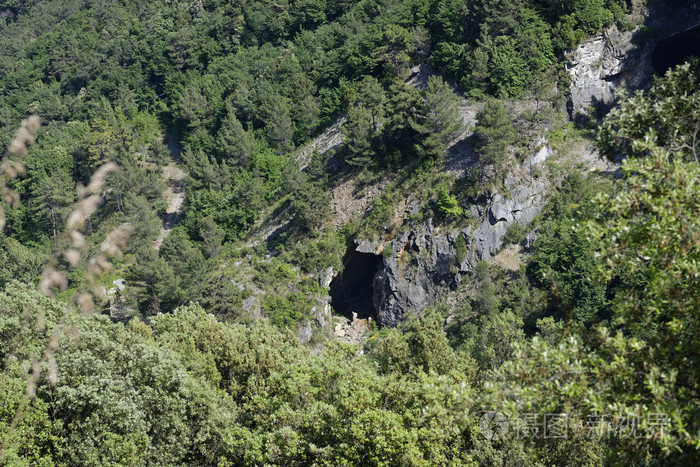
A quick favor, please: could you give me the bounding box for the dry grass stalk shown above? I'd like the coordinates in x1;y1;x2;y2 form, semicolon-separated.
1;119;132;461
0;115;40;232
39;162;121;299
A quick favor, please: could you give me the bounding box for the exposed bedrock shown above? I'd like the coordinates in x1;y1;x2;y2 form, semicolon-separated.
567;1;700;117
329;150;550;328
372;175;548;327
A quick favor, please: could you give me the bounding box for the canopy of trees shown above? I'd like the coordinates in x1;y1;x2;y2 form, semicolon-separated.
1;0;699;463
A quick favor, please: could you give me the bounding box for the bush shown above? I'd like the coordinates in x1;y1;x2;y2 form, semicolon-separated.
474;99;516;165
261;292;312;327
435;184;462;218
502;222;528;245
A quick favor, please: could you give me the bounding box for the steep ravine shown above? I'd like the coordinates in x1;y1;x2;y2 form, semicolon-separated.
299;4;700;336
361;3;700;328
305;113;587;336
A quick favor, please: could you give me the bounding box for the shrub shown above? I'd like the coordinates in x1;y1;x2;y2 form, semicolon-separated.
435;184;462;218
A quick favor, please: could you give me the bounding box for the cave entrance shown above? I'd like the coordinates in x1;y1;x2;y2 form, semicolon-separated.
652;25;700;76
329;244;382;322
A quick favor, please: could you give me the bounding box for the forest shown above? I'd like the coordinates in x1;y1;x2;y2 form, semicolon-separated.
1;0;699;464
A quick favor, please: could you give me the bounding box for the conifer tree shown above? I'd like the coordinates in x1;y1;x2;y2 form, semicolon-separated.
341;104;375;167
412;76;462;161
216;106;257;167
473;98;516;165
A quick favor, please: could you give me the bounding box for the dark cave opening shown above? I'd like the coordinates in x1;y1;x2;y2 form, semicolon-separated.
652;25;700;76
329;244;382;322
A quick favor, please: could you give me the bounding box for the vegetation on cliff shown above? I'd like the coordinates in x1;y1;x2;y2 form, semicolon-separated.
1;0;699;463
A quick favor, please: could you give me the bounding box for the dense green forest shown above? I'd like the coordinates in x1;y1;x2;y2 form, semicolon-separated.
0;0;634;315
1;0;699;464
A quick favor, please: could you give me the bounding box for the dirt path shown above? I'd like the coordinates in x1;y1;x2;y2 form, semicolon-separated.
154;134;187;250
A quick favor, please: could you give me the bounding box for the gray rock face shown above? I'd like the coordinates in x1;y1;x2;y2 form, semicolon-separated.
319;267;334;289
355;239;383;254
371;175;548;327
373;221;460;327
567;25;650;117
242;295;261;318
567;3;700;117
525;139;550;169
297;322;314;345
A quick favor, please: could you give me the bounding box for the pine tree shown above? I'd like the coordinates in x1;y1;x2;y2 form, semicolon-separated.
341;104;375;167
436;183;462;218
354;76;386;132
412;76;462;161
473;98;516;165
216;107;257;167
30;170;74;237
263;93;294;154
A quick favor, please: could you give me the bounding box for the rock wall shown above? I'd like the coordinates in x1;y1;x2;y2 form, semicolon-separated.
304;165;550;334
373;178;547;327
567;24;651;117
367;146;551;327
567;1;700;117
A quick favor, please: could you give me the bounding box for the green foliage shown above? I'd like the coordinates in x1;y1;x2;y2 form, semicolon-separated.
127;246;182;313
401;309;474;377
263;92;294;154
591;66;700;351
377;83;423;165
261;292;312;327
598;61;700;163
501;222;527;245
473;99;516;165
430;0;619;97
216;106;258;167
0;238;46;288
340;76;461;171
120;193;162;252
435;183;462;218
527;171;612;325
1;288;481;465
282;229;345;273
586;149;700;400
458;307;525;374
0;377;57;466
28;169;74;238
342;104;376;167
289;183;332;237
503;68;700;461
0;286;238;466
355;76;386;120
3;1;699;464
412;76;463;161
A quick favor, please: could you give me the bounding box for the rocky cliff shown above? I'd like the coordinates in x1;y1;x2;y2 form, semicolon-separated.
304;0;700;330
567;0;700;117
361;148;551;327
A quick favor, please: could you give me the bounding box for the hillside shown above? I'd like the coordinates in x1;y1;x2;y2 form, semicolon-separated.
1;0;700;464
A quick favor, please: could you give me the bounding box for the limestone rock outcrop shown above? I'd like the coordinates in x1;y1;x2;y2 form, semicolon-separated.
567;1;700;117
372;173;548;327
567;24;652;117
